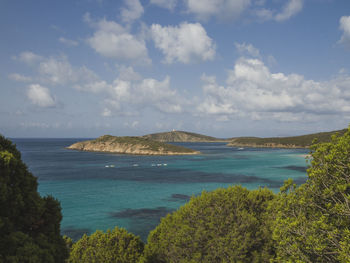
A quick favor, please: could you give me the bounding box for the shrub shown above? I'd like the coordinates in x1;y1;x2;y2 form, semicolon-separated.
0;135;68;262
273;128;350;262
69;227;144;263
143;186;276;263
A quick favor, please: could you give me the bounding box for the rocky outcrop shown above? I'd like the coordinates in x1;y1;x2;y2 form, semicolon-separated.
67;135;200;155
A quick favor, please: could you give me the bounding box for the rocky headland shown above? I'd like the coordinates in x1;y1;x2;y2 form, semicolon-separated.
67;135;200;155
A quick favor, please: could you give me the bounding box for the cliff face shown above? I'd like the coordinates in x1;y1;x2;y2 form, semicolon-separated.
142;131;228;142
67;135;200;155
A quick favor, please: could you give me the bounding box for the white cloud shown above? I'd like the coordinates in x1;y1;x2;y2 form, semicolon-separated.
102;108;112;117
87;18;150;63
275;0;303;22
255;8;273;21
150;0;177;10
14;52;99;88
185;0;251;21
27;84;56;108
197;57;350;122
121;0;144;23
59;37;79;46
339;16;350;47
151;22;216;64
235;42;261;57
184;0;303;22
14;51;43;65
8;73;32;82
124;120;139;128
38;55;98;85
77;67;184;115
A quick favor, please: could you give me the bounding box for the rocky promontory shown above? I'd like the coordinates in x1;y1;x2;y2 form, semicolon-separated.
67;135;200;155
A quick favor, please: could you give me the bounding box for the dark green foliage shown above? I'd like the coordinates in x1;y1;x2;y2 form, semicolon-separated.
230;129;347;148
272;127;350;262
143;186;276;263
0;135;68;263
68;227;144;263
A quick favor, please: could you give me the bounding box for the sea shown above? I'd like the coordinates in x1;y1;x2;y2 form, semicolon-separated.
12;138;309;241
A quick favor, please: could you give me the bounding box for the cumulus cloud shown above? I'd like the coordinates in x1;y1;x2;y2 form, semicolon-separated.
197;56;350;122
255;0;303;22
185;0;251;21
77;67;185;115
121;0;144;23
150;0;177;10
87;18;150;64
14;51;99;88
339;16;350;47
38;55;98;85
235;42;261;57
151;22;216;64
27;84;56;107
59;37;79;46
14;51;43;65
275;0;303;22
8;73;32;82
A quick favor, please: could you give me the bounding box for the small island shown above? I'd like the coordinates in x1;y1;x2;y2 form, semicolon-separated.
67;135;200;155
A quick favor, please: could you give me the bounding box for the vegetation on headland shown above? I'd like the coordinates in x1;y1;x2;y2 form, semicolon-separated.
67;135;200;155
142;130;229;142
228;128;347;148
2;127;350;262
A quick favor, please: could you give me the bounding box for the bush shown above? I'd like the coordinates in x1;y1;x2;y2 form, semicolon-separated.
69;227;144;263
0;135;68;262
143;186;276;263
273;127;350;262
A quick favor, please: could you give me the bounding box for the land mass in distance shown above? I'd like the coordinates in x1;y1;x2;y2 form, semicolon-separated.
67;135;201;155
67;129;347;155
145;129;347;148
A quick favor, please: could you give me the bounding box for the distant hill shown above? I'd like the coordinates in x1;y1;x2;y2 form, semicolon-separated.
143;130;228;142
228;129;347;148
67;135;200;155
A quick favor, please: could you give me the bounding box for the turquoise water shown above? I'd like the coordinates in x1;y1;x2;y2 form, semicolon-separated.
13;138;309;241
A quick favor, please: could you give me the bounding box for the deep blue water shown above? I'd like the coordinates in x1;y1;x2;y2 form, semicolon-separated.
13;138;309;241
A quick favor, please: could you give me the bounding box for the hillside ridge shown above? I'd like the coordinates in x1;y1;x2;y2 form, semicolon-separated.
142;130;229;142
227;129;347;148
67;135;200;155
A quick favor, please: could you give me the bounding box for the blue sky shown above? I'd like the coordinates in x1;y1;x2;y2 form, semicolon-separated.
1;0;350;138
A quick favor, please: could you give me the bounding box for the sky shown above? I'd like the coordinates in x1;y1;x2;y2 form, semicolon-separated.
1;0;350;138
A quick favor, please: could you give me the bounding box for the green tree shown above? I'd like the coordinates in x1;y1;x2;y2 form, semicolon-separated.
143;186;276;263
273;127;350;262
68;227;144;263
0;135;68;262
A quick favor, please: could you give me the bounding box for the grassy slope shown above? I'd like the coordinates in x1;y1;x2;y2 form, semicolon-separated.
142;131;228;142
229;129;347;148
93;135;197;153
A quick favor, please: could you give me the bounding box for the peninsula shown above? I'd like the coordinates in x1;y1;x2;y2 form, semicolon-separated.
227;129;347;149
67;135;200;155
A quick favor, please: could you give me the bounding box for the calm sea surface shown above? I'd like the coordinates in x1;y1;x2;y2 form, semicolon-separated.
13;138;309;241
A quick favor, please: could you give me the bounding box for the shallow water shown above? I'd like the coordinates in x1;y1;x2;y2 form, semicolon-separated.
13;138;309;241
